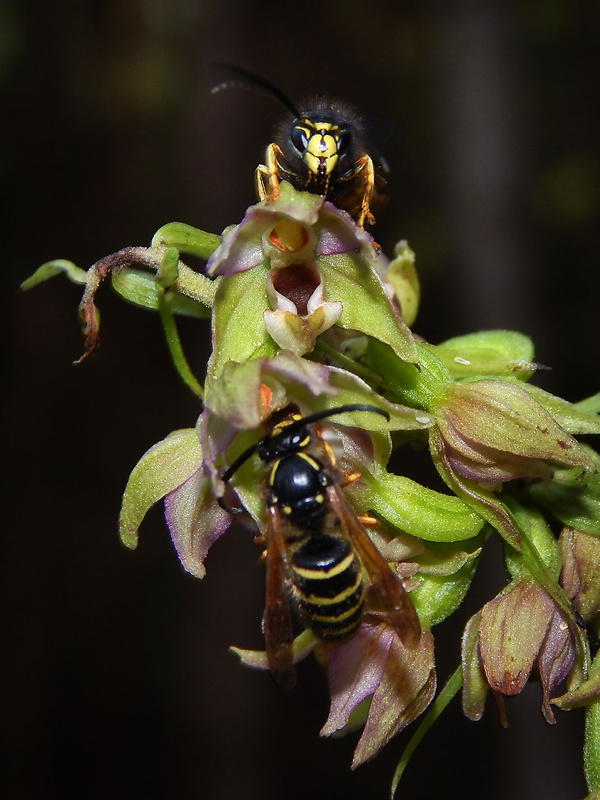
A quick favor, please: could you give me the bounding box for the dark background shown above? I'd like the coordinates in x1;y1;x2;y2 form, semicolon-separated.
4;1;600;798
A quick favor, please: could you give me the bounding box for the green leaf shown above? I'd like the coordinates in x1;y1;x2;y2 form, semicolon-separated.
519;384;600;435
386;240;420;328
432;329;536;380
411;558;480;627
112;268;210;317
151;222;221;260
355;472;485;542
20;259;87;290
530;466;600;535
119;429;202;549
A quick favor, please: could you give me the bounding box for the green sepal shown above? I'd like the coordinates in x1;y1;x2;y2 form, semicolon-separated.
577;393;600;415
519;384;600;435
411;551;481;627
461;612;488;721
529;459;600;536
112;267;211;318
431;329;536;381
151;222;221;260
119;428;202;550
351;472;485;542
366;339;452;410
20;259;87;290
503;499;562;583
206;262;277;387
554;642;598;711
320;251;418;363
385;240;420;328
416;539;484;576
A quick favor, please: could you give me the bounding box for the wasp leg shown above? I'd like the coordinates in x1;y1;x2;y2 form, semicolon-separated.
255;143;284;202
339;470;361;487
354;154;376;229
357;513;379;527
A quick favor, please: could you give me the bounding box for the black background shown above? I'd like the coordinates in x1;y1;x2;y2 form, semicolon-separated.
4;1;600;798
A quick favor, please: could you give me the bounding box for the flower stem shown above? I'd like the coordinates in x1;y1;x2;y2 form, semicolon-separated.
390;666;463;798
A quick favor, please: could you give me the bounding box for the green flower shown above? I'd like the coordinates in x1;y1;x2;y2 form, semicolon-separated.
206;181;417;377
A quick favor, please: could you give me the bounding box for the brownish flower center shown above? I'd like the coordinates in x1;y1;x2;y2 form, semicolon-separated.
271;264;320;316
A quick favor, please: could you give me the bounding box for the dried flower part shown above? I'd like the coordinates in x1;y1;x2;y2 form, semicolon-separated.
321;621;435;767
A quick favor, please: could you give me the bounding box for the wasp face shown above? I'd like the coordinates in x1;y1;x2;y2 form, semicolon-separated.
289;117;352;180
278;101;364;189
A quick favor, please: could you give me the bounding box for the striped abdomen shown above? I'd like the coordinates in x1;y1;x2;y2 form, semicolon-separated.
290;533;364;641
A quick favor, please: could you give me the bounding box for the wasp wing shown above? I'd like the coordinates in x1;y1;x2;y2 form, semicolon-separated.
264;503;296;689
327;483;421;647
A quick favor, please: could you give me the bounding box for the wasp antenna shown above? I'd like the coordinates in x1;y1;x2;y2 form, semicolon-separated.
208;63;300;118
291;404;391;431
217;495;245;515
221;440;260;485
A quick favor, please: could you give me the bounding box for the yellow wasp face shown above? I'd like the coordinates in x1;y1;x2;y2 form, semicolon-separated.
290;119;349;177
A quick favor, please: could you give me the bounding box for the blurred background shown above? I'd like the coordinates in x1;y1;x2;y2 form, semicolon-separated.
3;0;600;797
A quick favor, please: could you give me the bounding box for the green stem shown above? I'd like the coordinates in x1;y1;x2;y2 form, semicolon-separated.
390;666;463;798
314;338;403;400
158;291;204;399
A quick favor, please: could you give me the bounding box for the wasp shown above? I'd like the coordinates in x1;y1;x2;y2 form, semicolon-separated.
211;65;388;229
219;403;421;688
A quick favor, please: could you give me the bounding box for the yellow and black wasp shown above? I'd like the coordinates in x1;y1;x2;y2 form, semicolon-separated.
220;403;421;688
211;65;388;229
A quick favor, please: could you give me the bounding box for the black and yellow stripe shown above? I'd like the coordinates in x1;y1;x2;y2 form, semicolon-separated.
291;534;364;641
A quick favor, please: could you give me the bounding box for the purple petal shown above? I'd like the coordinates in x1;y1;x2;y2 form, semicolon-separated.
321;623;393;736
164;470;231;579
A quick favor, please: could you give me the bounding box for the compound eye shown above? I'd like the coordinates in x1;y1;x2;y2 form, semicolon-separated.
290;125;309;154
336;129;351;155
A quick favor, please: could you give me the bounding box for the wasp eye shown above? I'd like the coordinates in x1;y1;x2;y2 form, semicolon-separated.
290;125;309;154
336;129;351;155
